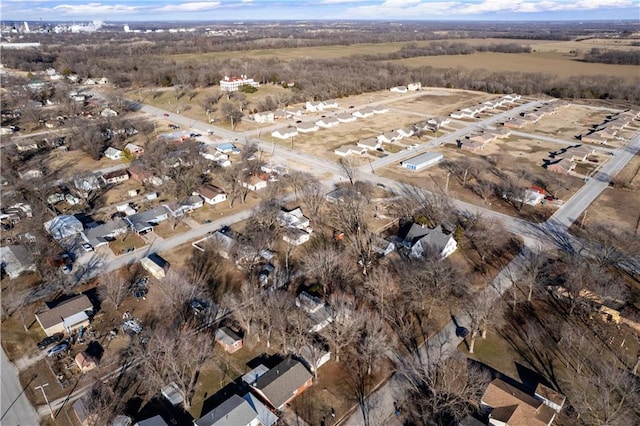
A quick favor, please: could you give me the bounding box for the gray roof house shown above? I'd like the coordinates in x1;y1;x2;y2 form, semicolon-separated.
44;215;84;240
125;206;170;234
0;245;36;279
397;222;457;259
195;393;277;426
82;218;128;248
250;356;313;410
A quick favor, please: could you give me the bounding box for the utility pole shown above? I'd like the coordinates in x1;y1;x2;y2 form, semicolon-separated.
35;383;54;419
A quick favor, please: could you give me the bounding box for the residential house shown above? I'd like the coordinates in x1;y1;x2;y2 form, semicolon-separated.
461;140;486;152
493;128;512;139
124;143;144;157
504;118;528;129
325;187;359;204
195;393;277;426
220;75;259;92
165;195;204;217
469;133;496;145
101;169;129;185
249;356;313;410
390;86;408;93
286;107;306;117
215;327;243;354
568;145;596;162
271;127;298;140
36;294;94;336
336;112;357;123
100;108;118;118
408;82;422;91
546;158;576;175
282;228;310;246
273;109;288;120
305;101;326;112
427;117;451;128
372;236;395;257
82;218;128;248
357;137;382;151
481;379;561;426
134;415;168;426
397;127;415;138
129;165;154;182
242;365;270;386
315;117;340;128
242;176;268;192
157;131;191;144
581;132;608;144
75;352;98;372
194;185;227;205
401;152;443;171
334;144;367;157
397;222;457;259
352;108;374;118
73;175;102;195
377;130;401;144
44;215;84;240
201;146;231;166
254;111;274;123
126;206;170;234
277;207;311;231
15;140;39;152
372;105;389;114
502;93;521;103
534;383;566;414
296;291;333;332
97;77;109;85
323;100;339;109
215;143;240;155
299;341;331;372
0;245;36;279
296;122;319;133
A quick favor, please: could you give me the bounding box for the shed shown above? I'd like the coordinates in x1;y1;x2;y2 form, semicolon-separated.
401;152;443;171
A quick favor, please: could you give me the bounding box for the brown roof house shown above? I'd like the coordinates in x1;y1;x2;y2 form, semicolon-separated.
481;379;564;426
546;158;576;175
36;295;94;336
249;356;313;410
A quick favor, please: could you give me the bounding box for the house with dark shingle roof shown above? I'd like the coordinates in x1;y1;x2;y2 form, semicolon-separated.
249;356;313;410
397;222;457;259
195;393;277;426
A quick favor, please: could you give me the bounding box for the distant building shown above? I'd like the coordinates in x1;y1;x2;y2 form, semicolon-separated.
220;75;259;92
401;152;443;171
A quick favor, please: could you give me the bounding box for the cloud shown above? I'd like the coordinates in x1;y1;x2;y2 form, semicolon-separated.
154;1;222;12
319;0;371;4
52;2;140;15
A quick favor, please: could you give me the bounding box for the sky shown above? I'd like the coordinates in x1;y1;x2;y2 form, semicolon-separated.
1;0;639;22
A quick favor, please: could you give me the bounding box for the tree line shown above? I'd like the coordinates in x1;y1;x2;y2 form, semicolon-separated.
582;48;640;66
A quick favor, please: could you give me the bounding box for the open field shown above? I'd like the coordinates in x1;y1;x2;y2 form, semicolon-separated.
388;89;496;117
577;154;640;235
396;51;640;81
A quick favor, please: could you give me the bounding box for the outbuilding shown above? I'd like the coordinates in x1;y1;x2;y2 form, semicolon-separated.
401;152;443;171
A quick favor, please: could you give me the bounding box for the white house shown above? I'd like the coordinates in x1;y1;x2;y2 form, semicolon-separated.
194;184;227;205
372;105;389;114
390;86;408;93
353;108;374;119
323;100;339;109
305;101;325;112
271;127;298;139
296;122;319;133
254;111;274;123
398;222;457;259
103;147;122;160
357;137;381;151
334;145;367;157
220;75;259;92
397;127;415;138
408;82;422;91
377;130;401;144
315;117;340;128
242;176;268;192
283;228;310;246
277;207;311;231
336;112;357;123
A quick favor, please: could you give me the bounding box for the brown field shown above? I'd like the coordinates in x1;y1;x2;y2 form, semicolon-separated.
39;149;120;181
395;51;640;81
389;89;496;117
520;104;617;142
578;154;640;235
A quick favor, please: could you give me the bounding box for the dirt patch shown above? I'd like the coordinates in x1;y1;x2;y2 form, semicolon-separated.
521;104;614;142
390;89;495;117
109;233;146;255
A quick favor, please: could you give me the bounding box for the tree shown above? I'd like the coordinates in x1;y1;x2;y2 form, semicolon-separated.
363;267;397;318
220;101;243;130
401;353;491;425
322;295;363;363
98;276;130;311
300;176;326;217
338;157;359;186
465;288;501;354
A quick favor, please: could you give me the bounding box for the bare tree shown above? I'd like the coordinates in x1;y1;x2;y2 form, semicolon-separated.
322;295;363;363
220;101;243;130
98;276;130;311
465;289;501;354
300;177;326;217
338;157;359;186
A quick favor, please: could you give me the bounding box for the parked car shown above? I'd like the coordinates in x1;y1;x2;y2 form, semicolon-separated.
61;264;72;274
37;334;63;350
47;341;69;357
163;113;170;117
81;243;94;252
190;133;202;138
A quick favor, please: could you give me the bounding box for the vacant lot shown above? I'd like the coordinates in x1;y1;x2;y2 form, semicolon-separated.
389;89;495;117
520;104;616;142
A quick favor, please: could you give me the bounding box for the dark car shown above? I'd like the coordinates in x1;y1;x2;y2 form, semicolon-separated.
190;133;202;138
163;113;170;117
37;334;63;350
456;327;470;338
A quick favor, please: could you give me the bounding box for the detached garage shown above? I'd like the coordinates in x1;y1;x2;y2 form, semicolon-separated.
401;152;443;171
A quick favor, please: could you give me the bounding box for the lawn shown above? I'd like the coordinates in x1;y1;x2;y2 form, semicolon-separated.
109;233;146;255
152;221;191;239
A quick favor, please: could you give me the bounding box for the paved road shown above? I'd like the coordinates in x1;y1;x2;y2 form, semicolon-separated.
0;348;39;426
